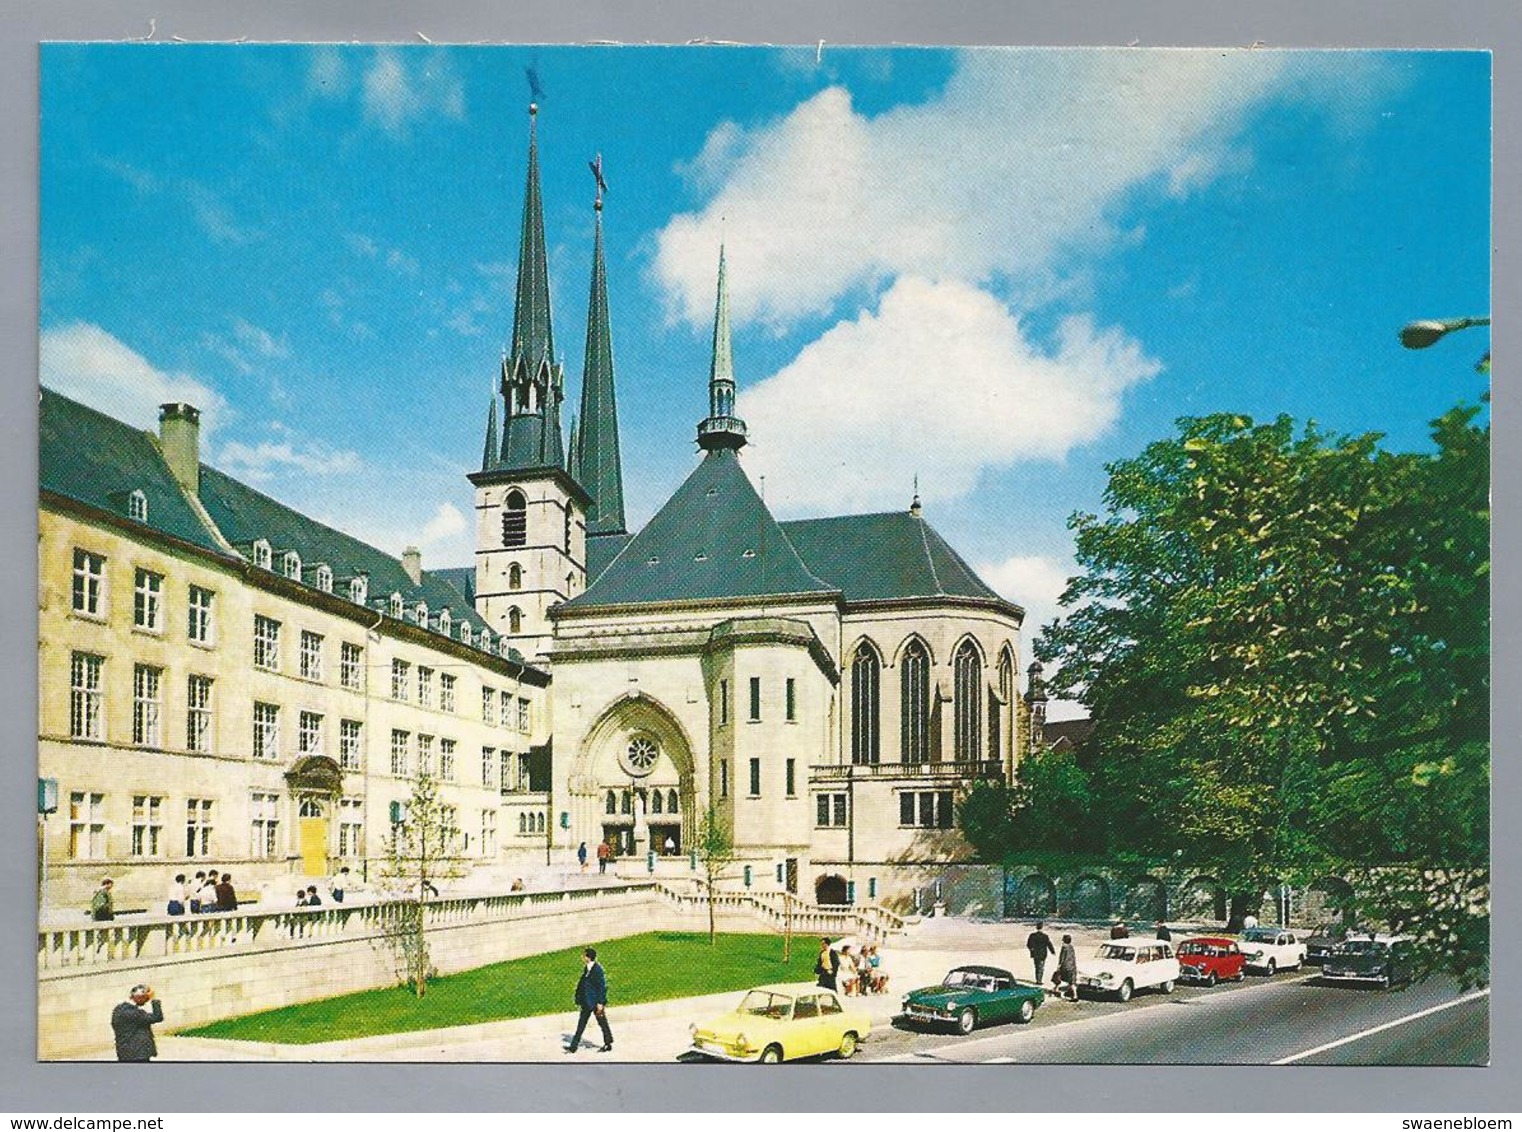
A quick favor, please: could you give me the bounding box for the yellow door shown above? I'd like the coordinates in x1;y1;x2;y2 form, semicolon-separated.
299;816;328;877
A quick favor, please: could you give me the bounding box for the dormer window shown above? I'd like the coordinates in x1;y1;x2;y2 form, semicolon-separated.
479;627;493;653
460;622;473;646
282;551;302;580
253;540;272;570
128;489;148;523
415;601;428;627
388;592;403;618
438;608;451;636
349;575;368;605
315;564;333;593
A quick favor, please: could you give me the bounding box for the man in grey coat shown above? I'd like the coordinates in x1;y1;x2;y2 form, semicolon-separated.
111;984;163;1062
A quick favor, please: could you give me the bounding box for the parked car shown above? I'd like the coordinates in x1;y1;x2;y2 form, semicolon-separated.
687;983;870;1063
900;965;1044;1034
1304;922;1368;965
1176;936;1247;986
1320;935;1415;989
1239;927;1307;974
1077;939;1180;1002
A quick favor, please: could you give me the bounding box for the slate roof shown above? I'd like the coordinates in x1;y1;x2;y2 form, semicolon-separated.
586;531;633;583
40;389;230;557
781;511;1009;606
566;448;834;609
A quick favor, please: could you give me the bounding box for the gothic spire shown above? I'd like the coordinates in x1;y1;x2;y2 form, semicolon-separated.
576;177;627;534
697;246;748;452
481;392;500;472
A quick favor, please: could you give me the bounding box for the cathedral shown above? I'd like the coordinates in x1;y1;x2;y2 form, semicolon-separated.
37;104;1031;911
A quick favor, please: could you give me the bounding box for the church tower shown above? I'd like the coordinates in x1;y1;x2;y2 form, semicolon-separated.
469;103;589;660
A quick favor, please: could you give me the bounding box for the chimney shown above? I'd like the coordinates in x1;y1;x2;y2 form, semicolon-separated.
158;403;201;496
401;546;423;586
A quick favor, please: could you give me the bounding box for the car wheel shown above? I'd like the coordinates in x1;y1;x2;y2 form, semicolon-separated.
1115;980;1134;1003
759;1044;783;1064
1017;999;1036;1024
1266;959;1277;975
956;1008;977;1035
837;1031;859;1059
1160;980;1175;995
1205;971;1218;988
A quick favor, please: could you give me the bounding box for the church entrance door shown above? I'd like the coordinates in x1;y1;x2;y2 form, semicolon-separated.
297;798;328;877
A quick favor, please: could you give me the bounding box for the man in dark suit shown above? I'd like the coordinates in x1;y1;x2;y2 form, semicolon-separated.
566;947;613;1053
111;984;163;1062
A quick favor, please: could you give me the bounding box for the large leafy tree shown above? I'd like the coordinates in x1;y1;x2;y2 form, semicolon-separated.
1038;408;1488;981
960;746;1097;861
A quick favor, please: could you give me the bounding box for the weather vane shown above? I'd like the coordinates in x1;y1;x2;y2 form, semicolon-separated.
589;153;608;210
525;65;546;107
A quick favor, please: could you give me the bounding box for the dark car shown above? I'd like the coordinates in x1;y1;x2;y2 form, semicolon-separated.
1304;922;1363;966
900;965;1044;1035
1320;936;1415;989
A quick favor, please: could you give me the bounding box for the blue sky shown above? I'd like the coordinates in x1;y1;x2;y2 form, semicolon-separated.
40;45;1490;710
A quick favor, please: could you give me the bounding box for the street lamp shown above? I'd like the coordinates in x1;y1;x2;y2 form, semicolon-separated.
1399;316;1491;372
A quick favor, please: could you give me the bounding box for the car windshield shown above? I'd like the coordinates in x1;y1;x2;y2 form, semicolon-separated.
1242;929;1278;943
737;991;793;1019
1339;940;1383;955
1314;924;1343;936
1180;942;1225;957
1097;945;1136;961
944;970;995;990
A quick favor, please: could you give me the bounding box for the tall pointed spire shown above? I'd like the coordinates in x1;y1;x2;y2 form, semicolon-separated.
499;102;566;471
575;169;627;534
697;245;748;452
481;393;500;472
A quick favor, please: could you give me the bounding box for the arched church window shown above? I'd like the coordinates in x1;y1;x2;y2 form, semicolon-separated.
995;648;1014;760
668;789;679;813
508;607;523;635
651;790;663;815
518;813;526;834
536;812;545;833
851;644;881;766
605;790;617;815
502;490;527;549
900;639;930;765
954;639;982;762
620;790;632;816
508;563;522;590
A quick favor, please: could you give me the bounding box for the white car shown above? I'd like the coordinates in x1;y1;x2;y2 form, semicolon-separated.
1076;939;1181;1002
1239;927;1306;974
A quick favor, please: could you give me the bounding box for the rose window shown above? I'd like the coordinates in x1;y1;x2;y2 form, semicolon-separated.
623;735;658;776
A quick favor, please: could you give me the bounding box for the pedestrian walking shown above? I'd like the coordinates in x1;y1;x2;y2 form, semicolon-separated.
1155;921;1172;942
166;874;188;917
329;866;351;904
577;841;589;873
565;947;614;1053
596;839;610;874
1026;920;1057;984
814;936;840;991
1054;933;1080;1002
89;878;114;922
111;984;163;1062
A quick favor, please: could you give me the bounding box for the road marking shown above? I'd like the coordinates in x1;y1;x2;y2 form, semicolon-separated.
1270;989;1490;1065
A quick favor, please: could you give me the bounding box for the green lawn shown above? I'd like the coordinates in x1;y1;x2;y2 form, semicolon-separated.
180;931;817;1044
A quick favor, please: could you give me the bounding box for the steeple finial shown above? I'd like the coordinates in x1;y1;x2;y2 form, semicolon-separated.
910;473;922;517
697;245;748;452
575;176;628;534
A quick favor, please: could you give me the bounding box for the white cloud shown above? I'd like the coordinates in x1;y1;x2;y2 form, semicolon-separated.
741;276;1159;512
420;502;467;544
185;183;256;245
216;438;361;483
361;50;465;136
977;553;1073;638
40;322;227;440
343;232;379;258
232;318;289;360
653;50;1308;330
308;47;351;99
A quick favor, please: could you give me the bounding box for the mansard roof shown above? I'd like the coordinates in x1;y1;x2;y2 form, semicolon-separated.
564;448;833;610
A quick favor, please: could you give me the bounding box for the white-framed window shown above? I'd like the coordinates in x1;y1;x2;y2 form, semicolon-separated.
298;710;324;756
69;652;104;740
482;686;496;725
898;790;956;830
500;691;512;730
479;627;493;654
500;751;513;796
130;794;163;856
516;697;530;734
282;550;302;580
133;568;164;632
390;730;410;777
340;642;363;691
187;585;215;645
186;674;214;753
440;738;456;782
250;791;280;858
438;609;451;636
315;564;333;593
816;793;848;828
417;734;434;776
417;666;434;707
440;804;458;850
388;593;403;618
253;701;280;760
391;659;410;701
460;622;473;646
517;752;532;792
68;791;105;859
253;539;272;569
71;549;106;617
128;489;148;522
349;575;368;605
415;601;428;627
300;630;324;681
132;664;163;747
339;719;363;771
481;746;496;789
338;798;364;857
185;798;213;857
253;615;281;671
440;672;456;712
480;809;497;857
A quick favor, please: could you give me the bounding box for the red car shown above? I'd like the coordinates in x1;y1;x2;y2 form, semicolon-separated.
1176;937;1246;986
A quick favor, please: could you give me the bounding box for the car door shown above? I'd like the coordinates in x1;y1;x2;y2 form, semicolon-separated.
1159;943;1179;981
815;992;851;1055
792;993;825;1057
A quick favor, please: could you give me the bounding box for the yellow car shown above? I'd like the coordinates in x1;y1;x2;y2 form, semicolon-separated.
688;982;871;1063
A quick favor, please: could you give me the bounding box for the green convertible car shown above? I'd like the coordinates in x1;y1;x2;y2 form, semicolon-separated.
900;965;1045;1035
